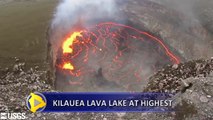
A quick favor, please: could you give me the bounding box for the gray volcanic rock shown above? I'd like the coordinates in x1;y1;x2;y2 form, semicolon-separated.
144;59;213;93
0;62;52;113
144;59;213;119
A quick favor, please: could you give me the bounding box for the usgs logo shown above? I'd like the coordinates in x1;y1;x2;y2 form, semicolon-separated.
0;113;27;120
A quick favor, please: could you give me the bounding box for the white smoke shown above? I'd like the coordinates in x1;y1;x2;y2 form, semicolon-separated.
49;0;123;69
51;0;119;31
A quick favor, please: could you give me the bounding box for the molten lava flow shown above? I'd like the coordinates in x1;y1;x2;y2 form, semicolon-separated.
58;22;180;87
62;31;82;71
62;31;82;54
63;63;74;70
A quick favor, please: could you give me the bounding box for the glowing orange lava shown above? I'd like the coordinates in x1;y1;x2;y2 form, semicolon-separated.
62;31;82;54
59;22;180;85
63;63;74;70
62;31;82;70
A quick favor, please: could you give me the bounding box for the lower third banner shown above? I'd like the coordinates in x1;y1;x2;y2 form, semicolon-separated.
26;92;174;113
